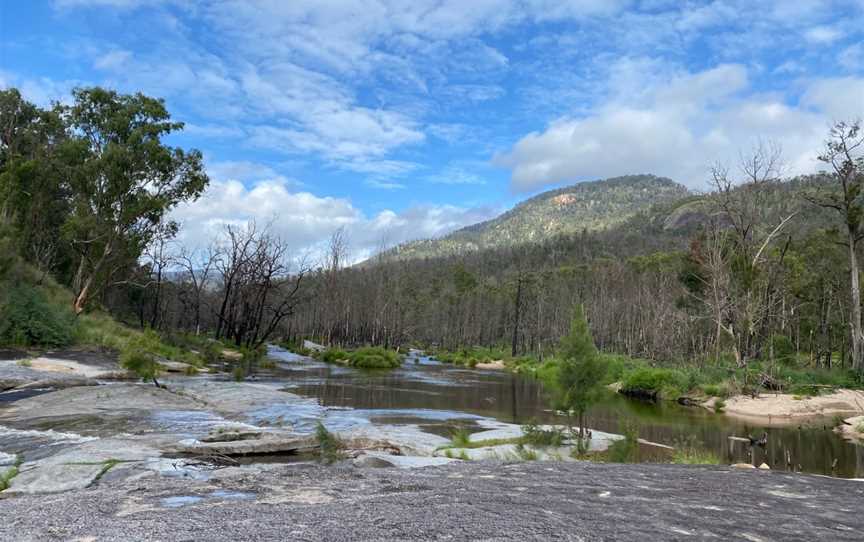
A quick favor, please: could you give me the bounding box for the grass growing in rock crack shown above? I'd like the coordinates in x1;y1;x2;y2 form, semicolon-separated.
449;427;472;448
515;444;538;461
0;456;22;491
64;458;136;484
315;422;346;465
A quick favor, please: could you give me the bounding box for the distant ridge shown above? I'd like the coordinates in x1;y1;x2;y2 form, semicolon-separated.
378;174;690;262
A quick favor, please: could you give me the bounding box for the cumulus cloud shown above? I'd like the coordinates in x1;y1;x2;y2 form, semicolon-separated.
171;174;498;262
495;62;863;191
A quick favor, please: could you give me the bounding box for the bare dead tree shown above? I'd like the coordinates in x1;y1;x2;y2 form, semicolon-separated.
804;120;864;374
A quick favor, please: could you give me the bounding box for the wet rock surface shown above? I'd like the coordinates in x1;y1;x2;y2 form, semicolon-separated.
1;461;862;541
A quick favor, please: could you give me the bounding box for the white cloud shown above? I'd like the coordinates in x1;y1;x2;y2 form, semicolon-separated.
0;70;80;107
171;175;497;261
804;25;844;44
495;63;859;191
93;49;133;70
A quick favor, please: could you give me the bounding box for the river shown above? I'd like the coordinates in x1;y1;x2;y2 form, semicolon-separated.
265;346;864;478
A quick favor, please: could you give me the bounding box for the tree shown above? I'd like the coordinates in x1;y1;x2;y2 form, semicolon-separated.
547;305;606;439
0;89;71;277
213;222;306;348
61;87;208;314
805;120;864;374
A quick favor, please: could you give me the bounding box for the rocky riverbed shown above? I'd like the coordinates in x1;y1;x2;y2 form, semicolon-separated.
2;348;864;540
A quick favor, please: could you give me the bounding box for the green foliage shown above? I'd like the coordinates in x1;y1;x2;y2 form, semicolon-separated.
315;422;346;465
347;346;402;369
521;423;565;447
620;367;688;399
76;313;203;366
0;283;76;347
605;422;640;463
0;463;20;491
769;334;797;365
119;333;163;383
542;306;607;426
317;348;349;363
514;444;538;461
700;383;730;398
671;437;721;465
449;427;472;448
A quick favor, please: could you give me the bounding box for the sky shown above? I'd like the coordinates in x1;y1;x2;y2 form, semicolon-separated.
2;0;864;260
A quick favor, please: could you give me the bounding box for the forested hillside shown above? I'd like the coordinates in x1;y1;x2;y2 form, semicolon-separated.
381;175;689;261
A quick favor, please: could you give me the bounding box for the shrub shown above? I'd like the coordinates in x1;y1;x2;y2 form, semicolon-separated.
348;346;402;369
449;426;472;448
0;284;76;347
605;422;639;463
119;334;162;385
521;422;565;447
620;367;687;400
315;422;346;464
318;348;349;363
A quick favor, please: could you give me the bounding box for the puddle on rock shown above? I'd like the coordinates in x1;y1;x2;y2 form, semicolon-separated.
160;490;256;508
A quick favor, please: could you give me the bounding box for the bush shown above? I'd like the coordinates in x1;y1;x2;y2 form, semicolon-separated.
315;422;346;464
769;334;797;365
348;346;402;369
0;284;76;347
605;422;639;463
318;348;349;363
521;422;565;447
119;333;163;383
620;367;688;400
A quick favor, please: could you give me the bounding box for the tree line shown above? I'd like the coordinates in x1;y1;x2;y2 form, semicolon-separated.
2;85;863;378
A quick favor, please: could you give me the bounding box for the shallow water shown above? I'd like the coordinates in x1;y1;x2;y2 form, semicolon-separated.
265;347;864;478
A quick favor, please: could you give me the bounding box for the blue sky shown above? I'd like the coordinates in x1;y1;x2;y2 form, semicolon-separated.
2;1;863;258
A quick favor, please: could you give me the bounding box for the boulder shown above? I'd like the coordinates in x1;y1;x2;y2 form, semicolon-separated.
158;360;196;373
732;463;756;469
758;463;771;470
175;433;317;456
353;454;397;468
200;426;264;443
303;340;326;353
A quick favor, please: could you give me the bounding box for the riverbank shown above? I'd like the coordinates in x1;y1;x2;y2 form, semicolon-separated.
718;389;864;427
1;460;862;541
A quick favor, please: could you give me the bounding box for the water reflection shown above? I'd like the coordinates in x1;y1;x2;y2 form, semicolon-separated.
266;347;864;478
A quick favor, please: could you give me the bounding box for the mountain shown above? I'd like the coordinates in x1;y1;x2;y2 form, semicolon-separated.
381;175;690;261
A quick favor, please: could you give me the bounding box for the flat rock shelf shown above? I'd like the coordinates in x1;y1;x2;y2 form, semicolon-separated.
0;461;862;541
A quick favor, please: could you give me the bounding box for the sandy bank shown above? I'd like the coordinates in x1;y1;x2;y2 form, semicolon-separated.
475;360;506;370
721;389;864;426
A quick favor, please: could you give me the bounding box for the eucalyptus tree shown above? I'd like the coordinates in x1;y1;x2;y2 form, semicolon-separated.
61;87;208;314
